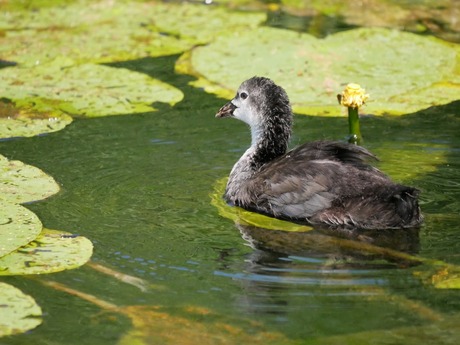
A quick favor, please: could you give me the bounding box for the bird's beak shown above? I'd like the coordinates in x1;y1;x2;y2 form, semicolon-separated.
215;101;237;118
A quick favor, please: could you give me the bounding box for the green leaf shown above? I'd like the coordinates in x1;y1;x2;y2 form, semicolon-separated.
0;1;265;65
0;62;184;117
0;154;60;203
0;282;42;337
150;2;265;45
0;228;93;275
0;201;42;258
0;2;188;65
182;27;460;115
0;99;73;139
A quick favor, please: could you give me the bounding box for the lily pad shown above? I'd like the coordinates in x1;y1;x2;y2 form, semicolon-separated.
0;228;93;275
0;99;73;139
0;62;184;117
0;154;60;203
0;1;265;66
0;201;42;258
0;2;189;65
0;282;42;337
182;27;460;115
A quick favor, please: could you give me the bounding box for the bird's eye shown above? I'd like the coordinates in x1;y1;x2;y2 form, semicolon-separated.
240;92;248;100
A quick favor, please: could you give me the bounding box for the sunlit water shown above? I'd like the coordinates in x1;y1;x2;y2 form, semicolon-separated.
1;45;460;345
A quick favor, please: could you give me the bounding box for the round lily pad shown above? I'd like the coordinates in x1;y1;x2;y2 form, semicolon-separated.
0;154;60;203
183;27;460;115
0;201;42;258
0;282;42;337
0;228;93;275
0;62;184;117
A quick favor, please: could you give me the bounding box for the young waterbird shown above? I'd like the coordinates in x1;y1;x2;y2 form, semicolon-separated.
216;77;422;229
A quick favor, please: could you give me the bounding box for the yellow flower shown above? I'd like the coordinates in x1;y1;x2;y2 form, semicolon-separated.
338;83;369;109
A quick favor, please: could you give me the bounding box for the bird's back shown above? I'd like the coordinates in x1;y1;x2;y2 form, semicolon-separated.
226;141;423;229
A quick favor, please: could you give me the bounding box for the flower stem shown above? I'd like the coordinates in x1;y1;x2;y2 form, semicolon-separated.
347;106;362;145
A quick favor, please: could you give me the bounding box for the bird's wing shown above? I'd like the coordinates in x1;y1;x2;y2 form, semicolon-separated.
288;141;380;169
247;160;339;219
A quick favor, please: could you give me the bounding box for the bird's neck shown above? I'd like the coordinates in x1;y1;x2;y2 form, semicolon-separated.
226;116;291;199
225;110;292;204
225;120;290;204
248;115;291;169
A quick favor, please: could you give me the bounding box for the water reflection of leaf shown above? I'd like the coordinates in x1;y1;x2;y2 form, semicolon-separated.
0;282;42;337
373;143;448;183
39;274;459;345
118;305;291;345
182;27;460;116
39;279;293;345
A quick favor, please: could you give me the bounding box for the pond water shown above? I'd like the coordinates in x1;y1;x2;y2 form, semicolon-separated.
1;19;460;345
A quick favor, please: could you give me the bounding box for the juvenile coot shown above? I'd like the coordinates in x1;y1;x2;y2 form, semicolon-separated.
216;77;423;229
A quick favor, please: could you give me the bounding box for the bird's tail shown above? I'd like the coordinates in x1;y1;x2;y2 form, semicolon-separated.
392;186;423;227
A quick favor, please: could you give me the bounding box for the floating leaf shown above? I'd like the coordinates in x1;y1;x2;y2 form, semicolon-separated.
0;228;93;275
211;177;312;232
0;282;42;337
0;201;42;258
0;154;60;203
0;1;265;65
0;62;184;117
182;27;460;115
0;2;189;65
0;99;73;139
150;2;265;45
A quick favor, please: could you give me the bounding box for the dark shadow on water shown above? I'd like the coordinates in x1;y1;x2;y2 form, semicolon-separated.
105;54;228;114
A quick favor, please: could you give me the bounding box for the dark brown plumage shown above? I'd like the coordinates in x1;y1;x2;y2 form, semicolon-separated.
216;77;423;229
